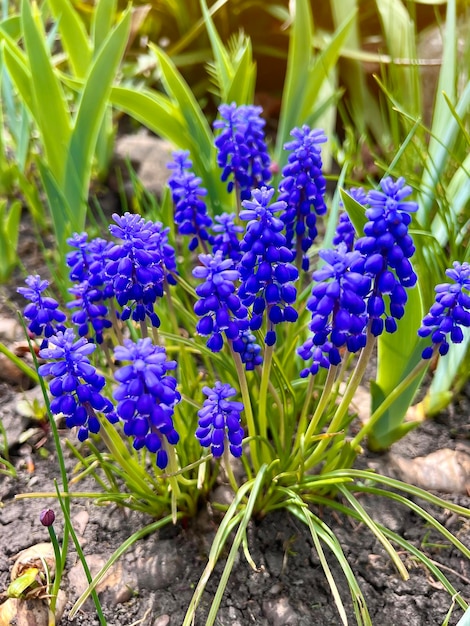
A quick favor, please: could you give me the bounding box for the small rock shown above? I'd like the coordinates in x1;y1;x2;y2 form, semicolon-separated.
112;133;173;199
262;597;299;626
0;317;21;342
153;615;170;626
0;353;31;387
0;597;50;626
133;540;184;591
72;510;89;536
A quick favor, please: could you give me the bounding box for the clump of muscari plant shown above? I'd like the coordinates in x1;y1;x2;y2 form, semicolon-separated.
19;104;470;625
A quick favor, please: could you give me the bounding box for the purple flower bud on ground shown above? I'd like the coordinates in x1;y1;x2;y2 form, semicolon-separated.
40;509;55;527
18;275;67;339
38;328;115;440
167;150;213;251
113;338;180;469
418;261;470;358
214;103;272;200
278;126;327;270
238;187;299;345
196;382;244;457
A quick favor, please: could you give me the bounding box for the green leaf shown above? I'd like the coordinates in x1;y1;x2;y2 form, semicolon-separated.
368;284;426;450
36;158;71;250
150;44;214;171
21;0;72;180
275;0;354;168
91;0;117;52
110;85;186;145
2;41;35;114
62;7;131;232
338;187;367;235
47;0;92;77
7;568;40;598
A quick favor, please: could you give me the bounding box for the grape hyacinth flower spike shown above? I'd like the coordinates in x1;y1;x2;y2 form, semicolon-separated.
238;186;299;346
278;126;327;270
167;150;212;251
106;212;175;328
113;338;180;469
355;176;418;336
298;243;371;376
192;250;248;352
18;275;66;339
214;103;272;202
196;382;244;458
38;328;117;441
418;261;470;358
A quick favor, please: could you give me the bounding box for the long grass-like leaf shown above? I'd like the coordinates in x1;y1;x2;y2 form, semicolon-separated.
150;44;214;169
62;7;131;233
47;0;92;77
21;0;71;180
205;466;268;626
91;0;117;52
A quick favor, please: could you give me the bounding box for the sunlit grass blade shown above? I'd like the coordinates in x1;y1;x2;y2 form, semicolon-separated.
182;472;266;626
21;0;71;181
91;0;117;52
62;7;131;233
47;0;92;77
205;466;268;626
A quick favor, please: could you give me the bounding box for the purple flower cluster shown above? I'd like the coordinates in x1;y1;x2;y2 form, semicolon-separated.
38;329;116;441
107;212;176;327
113;338;180;469
192;251;248;352
167;150;212;251
196;382;244;457
238;187;298;345
419;261;470;358
210;212;243;263
299;176;419;374
214;103;272;200
298;245;371;376
18;275;66;339
278;126;327;270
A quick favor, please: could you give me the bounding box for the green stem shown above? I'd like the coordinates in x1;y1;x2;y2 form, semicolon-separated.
350;352;431;449
304;329;376;471
223;446;239;493
229;344;260;470
290;365;337;471
47;524;63;615
258;342;274;444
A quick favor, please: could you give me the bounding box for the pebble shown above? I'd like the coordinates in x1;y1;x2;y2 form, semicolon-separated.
262;597;299;626
152;615;170;626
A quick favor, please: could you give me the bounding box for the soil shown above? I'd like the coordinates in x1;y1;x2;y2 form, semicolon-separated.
1;205;470;626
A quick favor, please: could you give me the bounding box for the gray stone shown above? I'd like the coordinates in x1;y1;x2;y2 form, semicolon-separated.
263;597;299;626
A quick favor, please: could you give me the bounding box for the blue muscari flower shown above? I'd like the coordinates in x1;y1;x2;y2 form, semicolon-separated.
213;103;272;201
418;261;470;358
196;382;244;458
67;281;112;344
147;220;179;286
355;176;418;336
333;212;356;250
210;212;244;263
38;328;116;441
18;275;67;339
298;244;371;376
106;212;171;327
66;234;114;298
113;338;180;469
167;150;212;251
193;251;248;352
238;187;298;346
232;329;263;371
278;126;327;270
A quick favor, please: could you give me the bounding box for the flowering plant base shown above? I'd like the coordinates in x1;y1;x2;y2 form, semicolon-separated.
0;400;469;625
